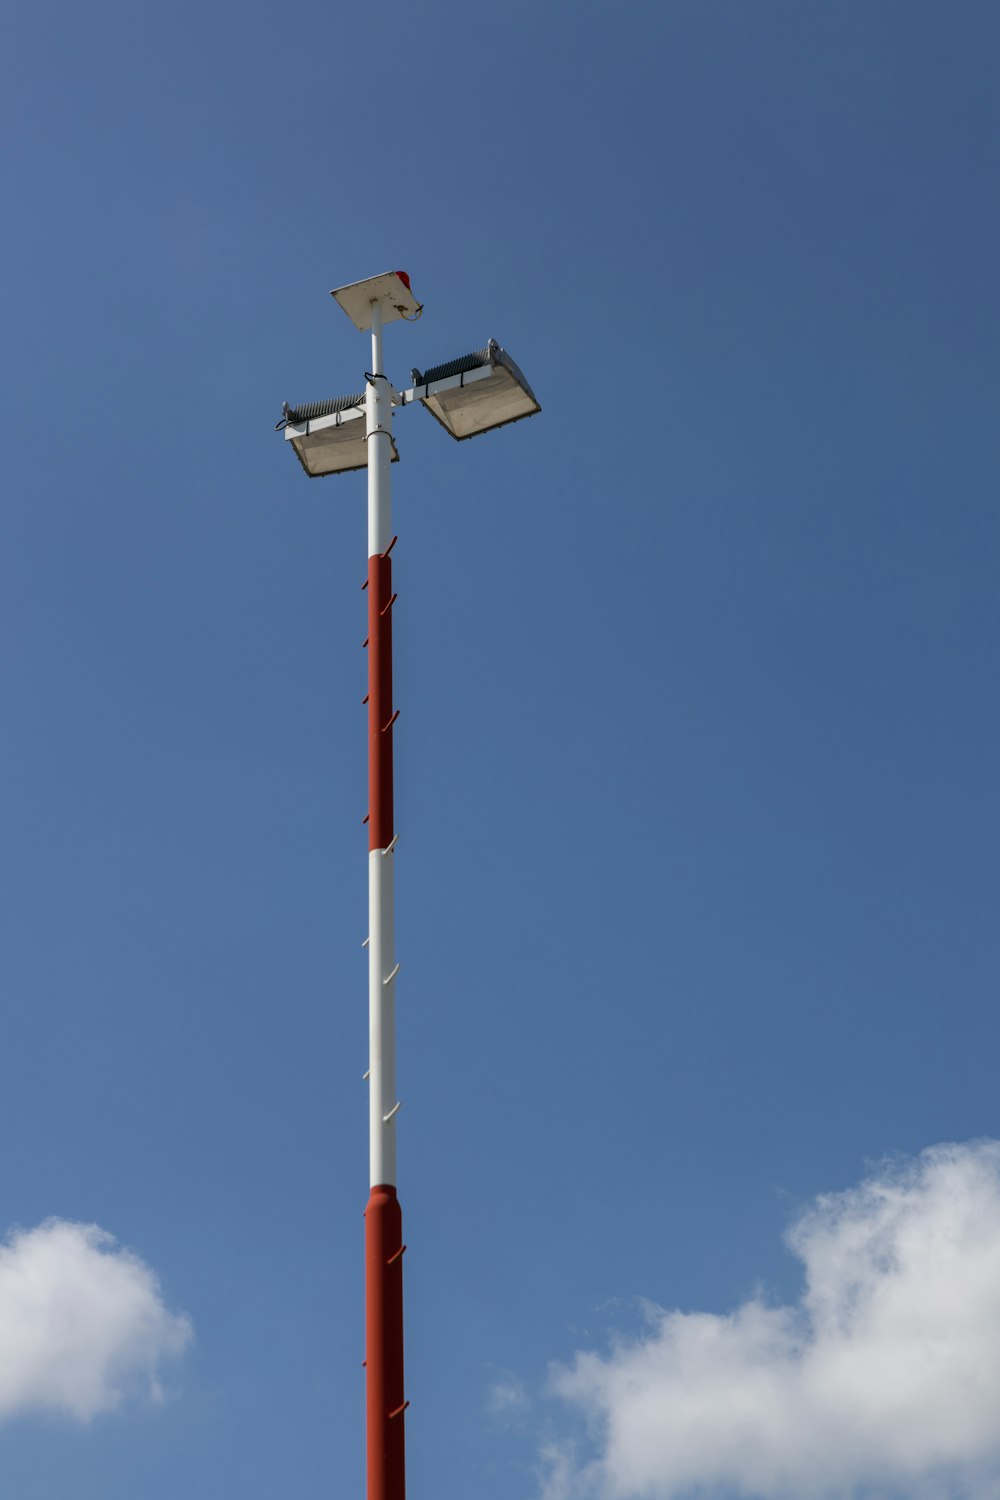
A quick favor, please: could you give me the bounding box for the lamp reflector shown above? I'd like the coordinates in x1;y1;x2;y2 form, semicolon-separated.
410;341;540;441
279;394;398;479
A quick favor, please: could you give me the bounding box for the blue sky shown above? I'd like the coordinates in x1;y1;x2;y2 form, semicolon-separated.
1;3;999;1497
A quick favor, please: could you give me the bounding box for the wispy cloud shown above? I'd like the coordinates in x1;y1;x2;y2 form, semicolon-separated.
487;1371;529;1417
0;1219;192;1422
545;1141;1000;1499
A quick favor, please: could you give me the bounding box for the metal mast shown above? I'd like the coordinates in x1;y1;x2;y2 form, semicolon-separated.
278;270;540;1500
363;294;406;1500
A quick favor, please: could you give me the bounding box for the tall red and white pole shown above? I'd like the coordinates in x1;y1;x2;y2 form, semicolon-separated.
280;270;539;1500
364;295;406;1500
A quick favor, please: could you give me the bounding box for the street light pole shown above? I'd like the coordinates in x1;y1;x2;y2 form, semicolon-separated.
364;292;406;1500
278;270;540;1500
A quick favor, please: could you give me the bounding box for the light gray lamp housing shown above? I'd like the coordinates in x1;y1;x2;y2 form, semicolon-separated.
278;392;399;478
409;340;540;441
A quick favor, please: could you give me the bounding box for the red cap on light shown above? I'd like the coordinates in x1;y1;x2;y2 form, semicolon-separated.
395;271;411;290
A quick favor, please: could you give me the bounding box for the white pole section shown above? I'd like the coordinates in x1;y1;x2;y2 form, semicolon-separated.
367;299;393;558
368;848;396;1186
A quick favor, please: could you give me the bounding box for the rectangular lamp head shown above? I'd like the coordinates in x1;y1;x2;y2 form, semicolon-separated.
279;394;397;478
410;340;540;441
331;271;421;332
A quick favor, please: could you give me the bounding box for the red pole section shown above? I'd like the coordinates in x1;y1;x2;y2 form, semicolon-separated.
366;1185;406;1500
367;551;394;854
366;542;405;1500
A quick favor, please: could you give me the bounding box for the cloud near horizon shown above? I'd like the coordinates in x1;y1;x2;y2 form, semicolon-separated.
0;1219;192;1422
543;1140;1000;1500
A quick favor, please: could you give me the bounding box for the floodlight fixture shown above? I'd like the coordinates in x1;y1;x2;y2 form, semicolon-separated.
279;392;398;478
276;273;539;1500
406;339;541;440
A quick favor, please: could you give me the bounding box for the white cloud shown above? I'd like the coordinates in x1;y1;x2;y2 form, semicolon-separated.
487;1372;529;1416
0;1218;192;1422
546;1141;1000;1499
